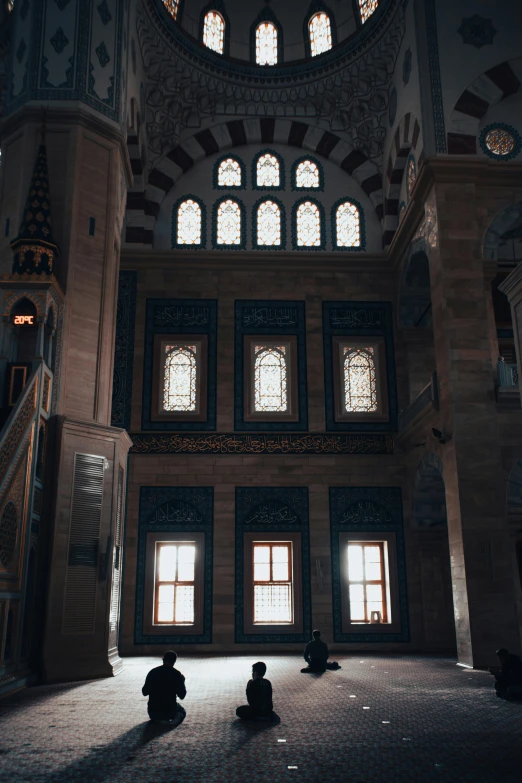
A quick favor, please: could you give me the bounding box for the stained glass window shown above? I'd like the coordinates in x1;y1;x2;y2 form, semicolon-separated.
254;345;288;412
217;199;242;245
256;153;280;188
309;12;332;57
343;346;378;412
163;0;179;20
358;0;379;23
217;158;242;188
256;200;282;246
295;159;320;189
348;543;387;623
256;22;278;66
296;201;321;247
335;202;361;248
485;128;516;157
155;543;196;624
203;11;225;54
407;157;416;197
163;345;197;412
176;199;202;245
253;543;292;623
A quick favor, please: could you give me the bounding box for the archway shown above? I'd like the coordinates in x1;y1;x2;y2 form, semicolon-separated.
412;455;456;652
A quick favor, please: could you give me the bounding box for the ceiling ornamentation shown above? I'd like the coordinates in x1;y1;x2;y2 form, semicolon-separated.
137;0;406;170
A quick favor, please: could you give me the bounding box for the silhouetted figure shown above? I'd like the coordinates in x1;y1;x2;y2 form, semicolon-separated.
489;648;522;700
142;650;187;723
301;629;341;673
236;661;279;721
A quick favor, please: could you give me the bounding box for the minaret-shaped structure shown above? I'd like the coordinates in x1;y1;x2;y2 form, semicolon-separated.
10;142;59;277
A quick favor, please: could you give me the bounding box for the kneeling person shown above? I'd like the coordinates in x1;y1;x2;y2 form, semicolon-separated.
301;629;341;673
236;661;277;721
142;650;187;723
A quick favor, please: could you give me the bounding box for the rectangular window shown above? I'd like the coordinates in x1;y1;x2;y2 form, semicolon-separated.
154;542;196;625
332;337;388;422
143;531;204;636
151;334;208;422
244;336;298;422
242;531;304;635
253;543;292;624
347;542;388;623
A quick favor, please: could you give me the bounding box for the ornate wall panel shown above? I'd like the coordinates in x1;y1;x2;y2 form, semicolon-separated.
111;270;137;430
135;486;213;644
142;299;217;431
322;301;398;432
329;486;409;643
235;486;311;644
234;300;308;432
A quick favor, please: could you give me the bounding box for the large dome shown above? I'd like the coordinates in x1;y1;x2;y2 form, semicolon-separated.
170;0;375;65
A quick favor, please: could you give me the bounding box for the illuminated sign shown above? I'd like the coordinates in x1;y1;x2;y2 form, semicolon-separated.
13;315;35;326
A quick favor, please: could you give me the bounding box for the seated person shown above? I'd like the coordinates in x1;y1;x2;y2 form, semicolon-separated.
489;648;522;700
142;650;187;723
301;629;341;673
236;661;278;721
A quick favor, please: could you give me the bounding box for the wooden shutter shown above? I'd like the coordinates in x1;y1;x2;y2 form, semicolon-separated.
62;454;105;635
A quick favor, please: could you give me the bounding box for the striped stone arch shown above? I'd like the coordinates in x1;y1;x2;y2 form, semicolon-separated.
383;113;423;249
124;118;384;246
447;58;522;155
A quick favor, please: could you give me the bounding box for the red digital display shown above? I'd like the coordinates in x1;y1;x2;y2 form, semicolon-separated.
13;315;35;325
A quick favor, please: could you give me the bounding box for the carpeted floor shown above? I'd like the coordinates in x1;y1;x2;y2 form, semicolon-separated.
0;655;521;783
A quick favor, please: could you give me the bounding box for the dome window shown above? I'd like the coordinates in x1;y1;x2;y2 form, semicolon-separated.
358;0;379;24
309;12;332;57
162;0;179;21
203;11;225;54
256;22;278;66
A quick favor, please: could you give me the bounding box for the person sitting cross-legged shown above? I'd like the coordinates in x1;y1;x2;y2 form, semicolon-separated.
489;648;522;701
301;629;341;673
236;661;279;722
142;650;187;724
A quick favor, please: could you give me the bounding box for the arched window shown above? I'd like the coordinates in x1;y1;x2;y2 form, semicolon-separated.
216;157;243;188
335;201;361;248
163;0;179;20
256;22;278;66
203;11;225;54
358;0;378;24
163;345;198;412
309;12;332;57
256;200;283;247
216;199;242;245
255;152;281;188
254;345;288;412
407;156;416;198
343;347;378;412
176;199;202;245
296;201;322;247
294;159;321;189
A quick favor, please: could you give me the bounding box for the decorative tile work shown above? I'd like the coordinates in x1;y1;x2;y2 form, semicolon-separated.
457;15;497;48
129;432;394;454
134;487;213;645
142;299;217;431
235;487;311;643
322;301;398;432
111;271;137;431
330;486;409;643
98;0;113;26
234;300;308;431
425;0;446;153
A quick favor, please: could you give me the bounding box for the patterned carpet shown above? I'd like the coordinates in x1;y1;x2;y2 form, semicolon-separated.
0;655;521;783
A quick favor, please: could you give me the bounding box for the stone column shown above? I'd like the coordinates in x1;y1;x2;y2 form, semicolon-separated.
0;0;132;681
426;184;520;667
426;181;521;667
